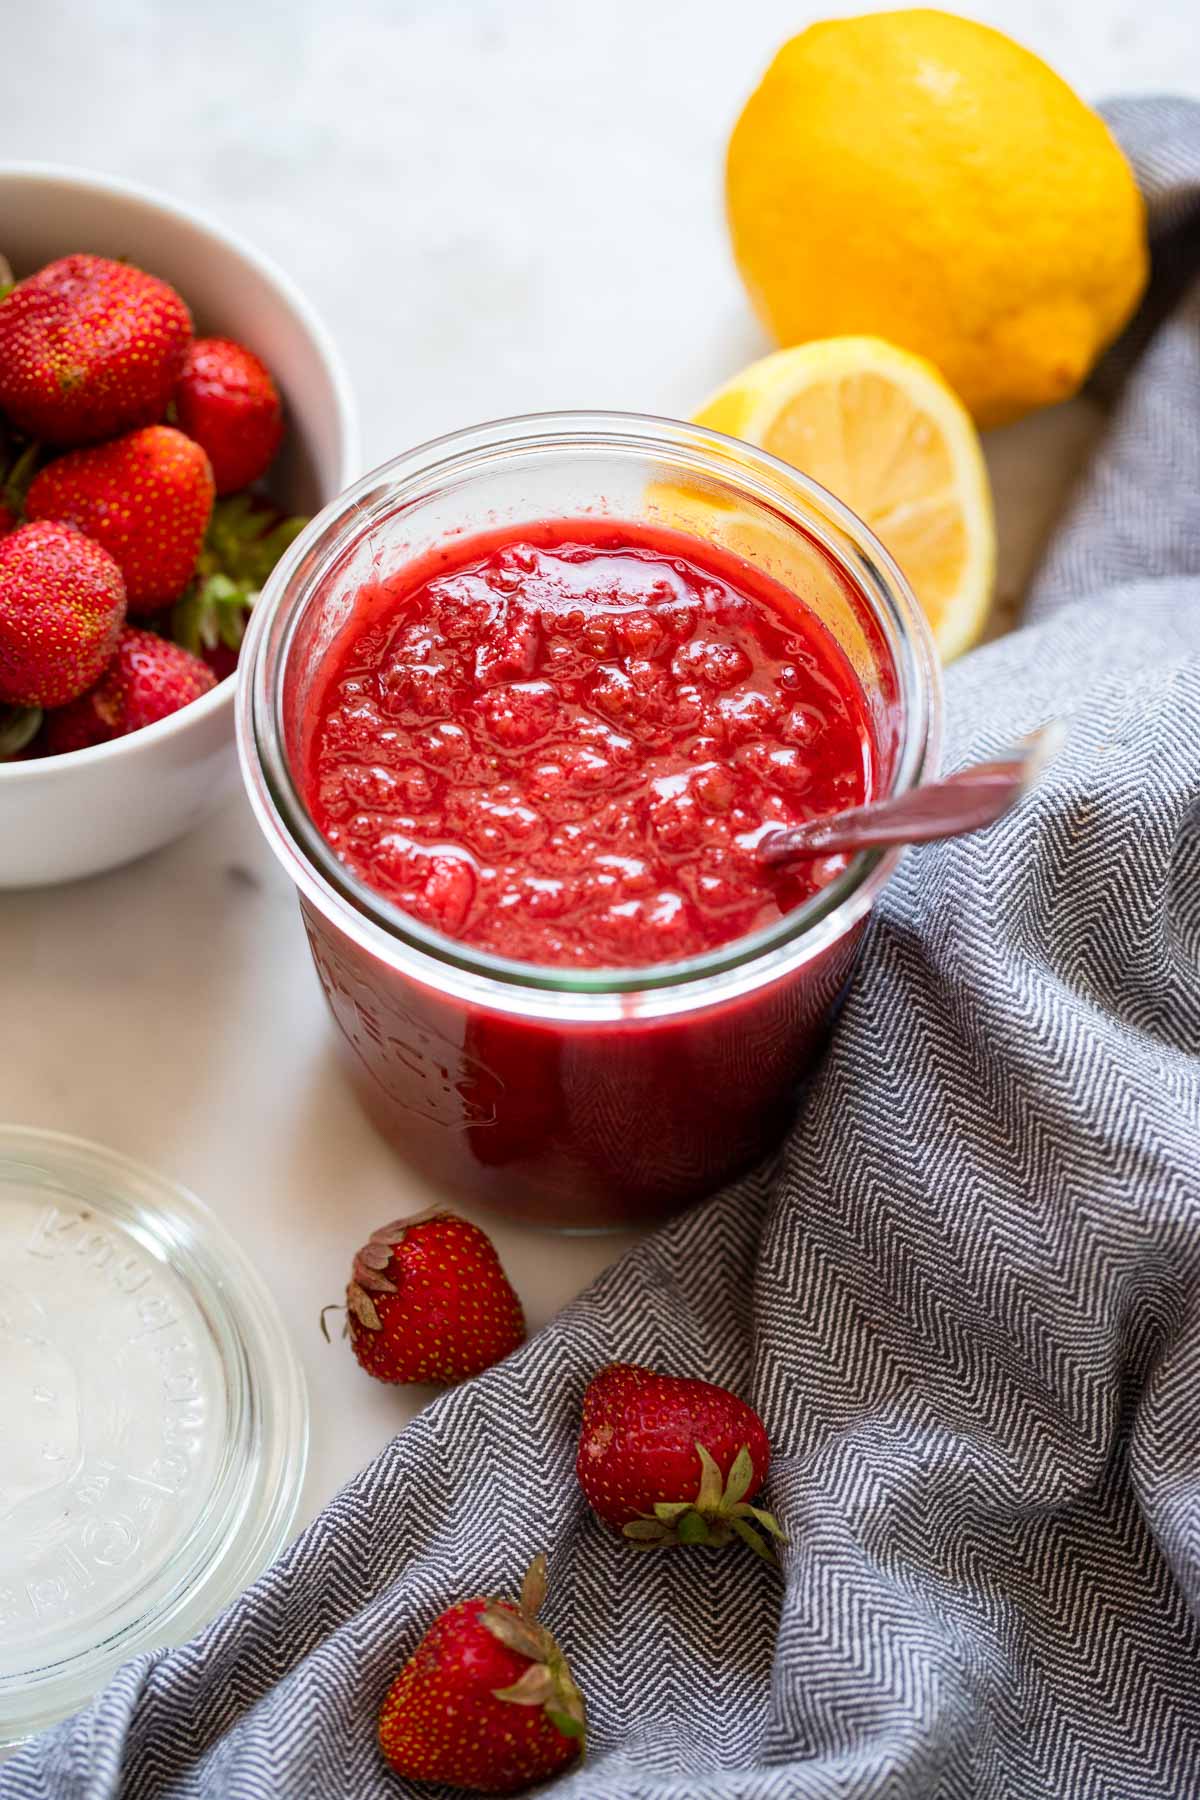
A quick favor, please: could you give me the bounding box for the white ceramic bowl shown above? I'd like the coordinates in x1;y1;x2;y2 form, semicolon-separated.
0;165;358;888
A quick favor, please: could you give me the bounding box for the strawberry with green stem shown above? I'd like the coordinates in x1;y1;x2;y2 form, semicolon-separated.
378;1553;585;1793
170;493;307;678
576;1362;787;1564
327;1204;526;1385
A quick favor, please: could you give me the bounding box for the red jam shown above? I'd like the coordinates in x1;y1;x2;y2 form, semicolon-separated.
304;519;873;967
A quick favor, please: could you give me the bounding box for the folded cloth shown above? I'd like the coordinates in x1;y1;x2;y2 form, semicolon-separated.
6;95;1200;1800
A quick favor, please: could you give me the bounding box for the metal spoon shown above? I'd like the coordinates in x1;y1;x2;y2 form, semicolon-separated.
759;722;1064;866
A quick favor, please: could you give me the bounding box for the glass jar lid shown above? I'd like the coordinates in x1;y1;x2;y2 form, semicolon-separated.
0;1127;309;1748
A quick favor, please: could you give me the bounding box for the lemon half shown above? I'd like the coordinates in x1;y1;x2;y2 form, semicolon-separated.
692;337;996;662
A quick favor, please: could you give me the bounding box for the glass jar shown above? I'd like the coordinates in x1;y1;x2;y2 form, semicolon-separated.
0;1128;308;1748
238;413;940;1230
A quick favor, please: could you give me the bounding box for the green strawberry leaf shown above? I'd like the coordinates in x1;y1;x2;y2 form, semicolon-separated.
520;1552;548;1622
729;1515;777;1565
652;1501;694;1522
206;494;307;587
0;705;41;758
479;1607;545;1662
171;572;250;654
492;1664;554;1706
736;1504;788;1541
622;1519;670;1542
545;1707;586;1741
1;438;41;516
694;1442;725;1512
676;1510;712;1546
171;496;308;661
722;1444;756;1509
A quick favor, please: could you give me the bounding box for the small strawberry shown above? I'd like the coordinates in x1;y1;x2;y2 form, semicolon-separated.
331;1205;526;1385
378;1553;585;1794
0;521;125;708
0;254;192;444
576;1363;786;1562
43;626;216;753
26;425;214;612
174;336;284;494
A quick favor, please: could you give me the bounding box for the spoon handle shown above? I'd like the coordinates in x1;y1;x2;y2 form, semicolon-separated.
761;724;1062;864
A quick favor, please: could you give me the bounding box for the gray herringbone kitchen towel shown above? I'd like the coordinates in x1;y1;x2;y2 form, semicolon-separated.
5;96;1200;1800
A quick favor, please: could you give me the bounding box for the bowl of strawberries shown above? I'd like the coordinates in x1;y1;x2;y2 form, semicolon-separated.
0;165;357;886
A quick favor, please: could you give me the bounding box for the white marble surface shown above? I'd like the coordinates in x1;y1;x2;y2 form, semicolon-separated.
2;0;1198;1533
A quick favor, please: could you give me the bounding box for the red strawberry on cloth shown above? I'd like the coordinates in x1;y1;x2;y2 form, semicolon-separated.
0;520;125;708
26;425;214;611
43;626;215;752
576;1362;786;1562
378;1554;585;1793
336;1206;526;1385
174;336;284;494
0;254;192;444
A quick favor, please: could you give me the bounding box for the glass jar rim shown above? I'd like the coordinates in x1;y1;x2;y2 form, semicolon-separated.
237;410;942;1022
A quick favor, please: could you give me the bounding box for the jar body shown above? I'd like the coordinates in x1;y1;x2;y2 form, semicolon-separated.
239;413;940;1230
301;894;865;1227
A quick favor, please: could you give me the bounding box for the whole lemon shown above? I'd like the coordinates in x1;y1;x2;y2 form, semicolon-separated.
726;10;1148;427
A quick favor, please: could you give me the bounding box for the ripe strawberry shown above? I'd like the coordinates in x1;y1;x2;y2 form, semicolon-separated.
174;336;284;494
26;425;214;611
0;254;191;444
576;1362;786;1562
43;627;215;753
0;521;125;708
378;1553;585;1793
335;1206;526;1384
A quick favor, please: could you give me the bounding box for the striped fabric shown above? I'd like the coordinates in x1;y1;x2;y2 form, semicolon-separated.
6;96;1200;1799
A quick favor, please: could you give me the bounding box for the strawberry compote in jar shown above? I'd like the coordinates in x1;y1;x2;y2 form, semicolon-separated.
239;414;939;1228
